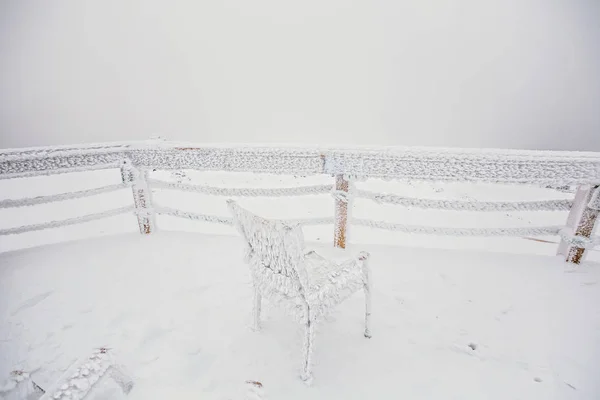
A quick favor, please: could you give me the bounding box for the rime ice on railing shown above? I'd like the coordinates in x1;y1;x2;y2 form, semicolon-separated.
1;141;599;262
333;175;351;248
0;144;129;180
352;218;562;237
0;183;130;208
121;160;155;234
320;147;600;185
558;185;600;263
356;189;573;211
4;142;600;185
154;206;334;227
0;206;136;236
148;178;331;197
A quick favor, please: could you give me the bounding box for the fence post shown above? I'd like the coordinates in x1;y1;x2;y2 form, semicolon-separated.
334;174;350;248
558;185;599;264
121;160;155;234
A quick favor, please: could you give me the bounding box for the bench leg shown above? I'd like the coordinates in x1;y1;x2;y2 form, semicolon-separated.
252;287;262;331
300;309;315;384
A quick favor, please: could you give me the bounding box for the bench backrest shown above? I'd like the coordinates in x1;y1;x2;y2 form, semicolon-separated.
227;200;309;301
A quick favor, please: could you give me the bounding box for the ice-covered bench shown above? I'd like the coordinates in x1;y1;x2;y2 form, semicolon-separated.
227;200;372;383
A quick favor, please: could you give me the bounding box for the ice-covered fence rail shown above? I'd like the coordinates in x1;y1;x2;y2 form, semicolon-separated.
131;143;600;186
1;141;599;262
0;143;131;180
155;206;334;227
559;228;600;250
148;179;332;197
0;206;135;236
155;206;234;225
320;147;600;186
353;218;562;237
2;141;600;186
132;146;325;176
0;183;131;208
355;189;574;212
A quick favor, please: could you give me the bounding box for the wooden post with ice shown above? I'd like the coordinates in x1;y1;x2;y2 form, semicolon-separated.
121;160;155;234
334;174;349;249
558;185;600;264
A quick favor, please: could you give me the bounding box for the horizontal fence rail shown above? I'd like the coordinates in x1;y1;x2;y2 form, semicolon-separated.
0;205;135;236
0;183;131;208
155;206;234;225
352;218;562;237
148;179;332;197
155;206;335;227
2;141;600;185
0;145;130;180
0;141;599;263
355;189;574;212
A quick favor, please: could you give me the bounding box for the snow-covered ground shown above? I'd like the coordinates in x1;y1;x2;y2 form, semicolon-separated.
2;233;600;399
1;170;599;399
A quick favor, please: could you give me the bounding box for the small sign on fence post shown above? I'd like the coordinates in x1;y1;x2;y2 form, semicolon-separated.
121;160;155;234
334;174;349;249
558;185;600;264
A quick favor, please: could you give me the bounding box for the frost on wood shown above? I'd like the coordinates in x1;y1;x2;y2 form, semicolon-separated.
39;348;133;400
334;175;351;248
559;185;600;264
148;179;331;197
545;184;576;193
227;200;371;382
0;206;135;236
589;186;600;211
156;206;234;225
0;183;130;209
131;147;325;176
0;147;127;179
284;216;334;226
558;228;600;250
155;206;334;227
353;218;561;237
121;161;155;234
566;200;599;264
1;140;599;249
2;141;600;185
321;148;600;185
356;189;573;212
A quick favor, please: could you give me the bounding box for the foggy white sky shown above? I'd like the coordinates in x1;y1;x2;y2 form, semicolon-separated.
1;0;599;150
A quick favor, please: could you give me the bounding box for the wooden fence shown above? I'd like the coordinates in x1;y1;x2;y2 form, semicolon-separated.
1;141;599;263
